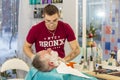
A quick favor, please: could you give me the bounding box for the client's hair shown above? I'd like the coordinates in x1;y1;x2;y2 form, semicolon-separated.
32;54;49;72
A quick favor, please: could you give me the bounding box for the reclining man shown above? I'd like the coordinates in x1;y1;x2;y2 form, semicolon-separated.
25;49;98;80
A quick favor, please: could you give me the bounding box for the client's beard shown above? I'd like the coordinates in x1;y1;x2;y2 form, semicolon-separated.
50;51;60;66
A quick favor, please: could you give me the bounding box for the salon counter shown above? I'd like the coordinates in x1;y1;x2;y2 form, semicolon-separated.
85;71;120;80
74;64;120;80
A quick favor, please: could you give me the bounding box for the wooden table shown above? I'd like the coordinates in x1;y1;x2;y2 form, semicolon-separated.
86;71;120;80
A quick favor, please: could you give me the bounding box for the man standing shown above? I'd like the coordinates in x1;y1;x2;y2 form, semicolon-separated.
23;4;80;62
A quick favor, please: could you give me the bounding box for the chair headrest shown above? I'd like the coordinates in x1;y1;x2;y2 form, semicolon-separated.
0;58;29;72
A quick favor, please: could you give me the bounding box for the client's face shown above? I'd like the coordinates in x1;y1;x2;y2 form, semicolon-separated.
49;51;59;66
39;49;59;66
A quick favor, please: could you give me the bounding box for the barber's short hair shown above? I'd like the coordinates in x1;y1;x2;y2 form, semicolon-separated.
43;4;59;16
32;54;49;72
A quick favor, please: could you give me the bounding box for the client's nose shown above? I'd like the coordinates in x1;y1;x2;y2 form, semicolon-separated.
47;48;52;53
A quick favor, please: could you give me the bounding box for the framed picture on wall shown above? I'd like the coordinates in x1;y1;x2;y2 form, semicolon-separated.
33;8;44;18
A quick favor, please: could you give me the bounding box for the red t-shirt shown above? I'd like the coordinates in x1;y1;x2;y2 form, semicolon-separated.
26;21;76;58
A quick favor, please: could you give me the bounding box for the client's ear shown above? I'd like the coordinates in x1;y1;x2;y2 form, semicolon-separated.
48;61;54;66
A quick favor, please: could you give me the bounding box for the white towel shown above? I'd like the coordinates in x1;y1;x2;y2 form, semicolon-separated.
56;61;90;78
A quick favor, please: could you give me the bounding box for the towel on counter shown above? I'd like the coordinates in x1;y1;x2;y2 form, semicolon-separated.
56;61;90;78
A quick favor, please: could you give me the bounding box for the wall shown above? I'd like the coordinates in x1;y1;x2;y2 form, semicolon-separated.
17;0;32;77
18;0;32;64
63;0;78;56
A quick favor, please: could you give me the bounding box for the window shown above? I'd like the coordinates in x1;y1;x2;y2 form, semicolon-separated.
0;0;19;66
78;0;120;60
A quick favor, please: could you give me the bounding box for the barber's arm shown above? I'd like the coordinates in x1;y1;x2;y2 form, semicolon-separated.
64;40;80;62
23;41;35;60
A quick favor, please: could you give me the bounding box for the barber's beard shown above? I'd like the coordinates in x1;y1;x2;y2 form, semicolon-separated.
50;51;60;66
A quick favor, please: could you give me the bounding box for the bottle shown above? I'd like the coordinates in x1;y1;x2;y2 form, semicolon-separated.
89;56;94;71
47;0;52;4
59;0;63;3
80;56;84;65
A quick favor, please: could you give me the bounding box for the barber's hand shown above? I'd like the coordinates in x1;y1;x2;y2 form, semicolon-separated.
31;50;45;61
39;48;52;55
31;54;36;61
58;57;66;63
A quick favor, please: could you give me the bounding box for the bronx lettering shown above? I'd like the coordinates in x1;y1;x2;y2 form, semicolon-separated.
39;39;65;47
53;40;58;46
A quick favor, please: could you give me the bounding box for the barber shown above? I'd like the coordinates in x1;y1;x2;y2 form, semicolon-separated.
23;4;80;62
